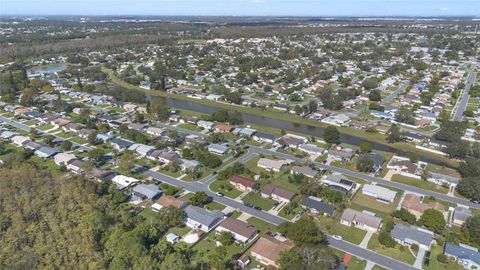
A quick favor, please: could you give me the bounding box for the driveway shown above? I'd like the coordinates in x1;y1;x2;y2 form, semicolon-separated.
413;248;426;269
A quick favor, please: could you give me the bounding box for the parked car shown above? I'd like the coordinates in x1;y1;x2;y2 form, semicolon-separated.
332;235;342;241
254;206;262;211
215;192;224;197
244;202;253;208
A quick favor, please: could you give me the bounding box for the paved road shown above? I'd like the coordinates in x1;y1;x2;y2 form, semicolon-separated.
144;168;288;225
328;236;417;270
249;146;480;210
452;70;477;121
380;80;410;106
144;161;416;270
0;115;91;151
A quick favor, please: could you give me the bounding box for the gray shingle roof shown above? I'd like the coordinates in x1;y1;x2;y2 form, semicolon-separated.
391;224;433;248
444;242;480;265
185;206;224;227
301;196;335;215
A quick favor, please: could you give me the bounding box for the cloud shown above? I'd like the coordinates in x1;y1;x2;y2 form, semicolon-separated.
251;0;266;3
439;7;449;11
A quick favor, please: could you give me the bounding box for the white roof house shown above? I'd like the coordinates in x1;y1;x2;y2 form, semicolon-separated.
257;158;289;172
112;175;139;189
362;184;397;203
207;144;230;155
54;152;76;165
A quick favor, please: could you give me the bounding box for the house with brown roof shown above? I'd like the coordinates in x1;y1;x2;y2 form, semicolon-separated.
261;184;296;203
401;194;444;219
387;156;426;179
257;158;289;172
340;208;383;232
250;233;294;268
151;195;189;212
290;165;318;179
215;123;234;133
328;148;356;162
215;218;258;244
230;175;256;192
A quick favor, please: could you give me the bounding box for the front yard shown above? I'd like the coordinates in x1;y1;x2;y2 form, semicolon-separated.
367;233;416;265
391;174;448;194
242;192;276;211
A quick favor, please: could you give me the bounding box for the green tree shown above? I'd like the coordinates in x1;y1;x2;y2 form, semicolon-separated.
43;135;55;146
369;90;381;101
217;231;234;246
360;141;373;153
356;155;375;172
323;126;340;144
378;231;396;248
418;209;446;232
278;217;325;245
386;124;403;143
465;216;480;246
60;140;73;151
87;148;105;163
190;191;210;206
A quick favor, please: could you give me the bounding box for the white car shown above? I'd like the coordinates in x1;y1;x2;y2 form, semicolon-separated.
332;235;342;241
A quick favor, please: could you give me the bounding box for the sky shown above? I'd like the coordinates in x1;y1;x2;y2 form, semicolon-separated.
1;0;479;17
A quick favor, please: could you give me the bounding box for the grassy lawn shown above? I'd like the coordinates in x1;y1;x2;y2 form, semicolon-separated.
159;167;183;178
204;201;226;211
372;265;388;270
351;190;402;214
246;217;277;233
168;226;192;237
242;192;276;211
229;211;242;219
38;124;54;131
425;163;461;178
209;180;243;198
23;120;38;126
191;231;245;262
391;174;448;194
70;137;89;145
55;131;73;139
425;245;464;270
317;216;367;245
178;123;203;132
367;233;415;265
345;256;367;270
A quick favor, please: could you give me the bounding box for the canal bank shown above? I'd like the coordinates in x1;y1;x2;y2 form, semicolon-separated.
103;68;457;168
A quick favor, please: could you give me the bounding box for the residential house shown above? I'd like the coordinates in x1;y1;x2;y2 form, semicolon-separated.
322;173;356;194
250;233;294;268
322;114;351;126
66;159;87;174
157;150;181;164
276;135;305;149
290;165;318;179
362;153;386;173
362;184;397;203
428;172;460;187
131;184;162;201
301;196;335;216
298;144;325;155
110;138;134;151
215;123;234;133
401;194;444;219
129;144;156;157
152;195;188;212
340;208;383;232
78;128;97;139
86;168;116;183
261;184;296;203
184;206;224;232
179;159;201;172
146;127;164;137
328;148;356;162
197;120;215;131
23;141;41;151
444;242;480;269
34;146;59;159
166;233;180;244
111;175;139;190
207;144;230;155
11;135;30;147
257;158;289;172
391;224;434;250
252;132;276;144
452;207;472;227
232;127;256;138
230;175;256;192
215;218;258;244
387;156;424;179
0;130;18;139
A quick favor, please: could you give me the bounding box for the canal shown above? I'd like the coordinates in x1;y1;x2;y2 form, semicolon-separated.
163;97;445;166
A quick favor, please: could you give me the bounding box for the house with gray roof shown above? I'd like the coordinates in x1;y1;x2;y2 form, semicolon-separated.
452;207;472;227
340;208;383;232
184;206;224;232
298;144;325;155
301;196;335;216
391;224;434;250
252;132;276;144
207;144;230;155
362;153;386;173
428;172;460;187
0;130;18;139
34;146;60;159
129;143;155;157
290;165;318;179
362;184;397;203
444;242;480;269
322;173;356;191
132;184;162;201
110;138;134;151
